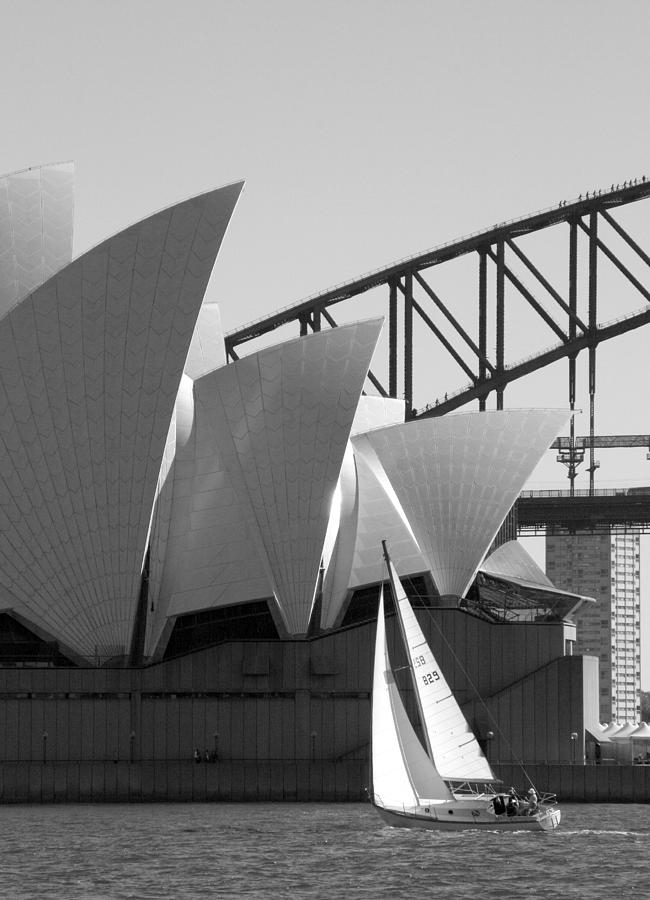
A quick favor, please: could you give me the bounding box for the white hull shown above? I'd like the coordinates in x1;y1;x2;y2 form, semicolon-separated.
374;800;561;833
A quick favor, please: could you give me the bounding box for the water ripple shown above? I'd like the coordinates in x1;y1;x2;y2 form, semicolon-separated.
1;802;649;899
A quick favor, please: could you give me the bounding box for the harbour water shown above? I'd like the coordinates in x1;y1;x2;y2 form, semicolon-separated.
1;802;648;899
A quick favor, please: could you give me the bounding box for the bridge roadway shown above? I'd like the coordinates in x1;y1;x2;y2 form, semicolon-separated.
516;488;650;535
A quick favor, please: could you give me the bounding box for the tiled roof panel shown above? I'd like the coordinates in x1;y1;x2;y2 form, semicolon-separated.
366;409;570;598
0;162;74;316
0;181;243;660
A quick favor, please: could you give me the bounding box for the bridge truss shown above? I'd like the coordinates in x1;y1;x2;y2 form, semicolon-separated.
226;180;650;496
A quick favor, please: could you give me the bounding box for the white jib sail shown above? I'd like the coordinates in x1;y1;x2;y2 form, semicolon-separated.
385;553;495;783
371;587;453;808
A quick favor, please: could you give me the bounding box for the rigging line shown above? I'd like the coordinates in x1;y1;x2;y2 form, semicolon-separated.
408;578;538;792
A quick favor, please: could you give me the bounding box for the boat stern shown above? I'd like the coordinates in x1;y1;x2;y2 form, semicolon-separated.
537;806;561;831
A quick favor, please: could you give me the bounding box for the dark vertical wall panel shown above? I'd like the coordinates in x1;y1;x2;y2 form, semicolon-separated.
178;699;193;760
255;700;267;758
80;699;94;760
243;698;257;759
67;699;82;761
167;698;181;760
0;703;7;760
204;700;219;760
179;757;194;798
226;697;241;756
281;698;295;760
191;651;206;690
52;699;65;761
18;697;31;760
309;698;322;760
117;700;131;761
333;698;347;758
546;660;560;763
140;700;154;760
194;698;210;760
178;656;193;691
268;699;283;759
105;700;120;761
294;690;310;760
95;698;107;760
30;699;44;761
231;758;245;797
5;702;18;760
186;699;199;758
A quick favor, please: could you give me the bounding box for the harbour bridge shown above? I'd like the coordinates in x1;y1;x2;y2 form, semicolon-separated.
225;180;650;535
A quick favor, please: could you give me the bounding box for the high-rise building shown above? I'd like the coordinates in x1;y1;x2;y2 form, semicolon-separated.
546;531;641;723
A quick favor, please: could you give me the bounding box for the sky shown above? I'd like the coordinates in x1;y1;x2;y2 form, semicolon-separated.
2;0;650;681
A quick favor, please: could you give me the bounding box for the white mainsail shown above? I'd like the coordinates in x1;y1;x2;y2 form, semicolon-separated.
384;548;496;783
371;587;453;808
371;545;561;832
371;586;418;809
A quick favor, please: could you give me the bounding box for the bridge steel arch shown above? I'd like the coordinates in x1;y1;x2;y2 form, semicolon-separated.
226;180;650;493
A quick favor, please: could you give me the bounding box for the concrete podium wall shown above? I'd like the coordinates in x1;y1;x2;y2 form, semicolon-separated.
0;610;603;805
0;611;580;768
1;761;649;803
0;761;367;803
493;763;650;803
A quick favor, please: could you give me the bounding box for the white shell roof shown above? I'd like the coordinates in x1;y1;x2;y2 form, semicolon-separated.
145;298;229;653
320;396;408;629
184;302;227;380
482;539;554;586
0;162;74;316
192;319;383;635
350;395;405;436
347;433;425;590
145;371;272;658
365;409;570;598
319;443;359;629
0;180;244;661
478;539;594;620
145;374;195;656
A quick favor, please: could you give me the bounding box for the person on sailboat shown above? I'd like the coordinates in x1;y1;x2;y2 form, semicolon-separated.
506;788;520;817
525;788;539;815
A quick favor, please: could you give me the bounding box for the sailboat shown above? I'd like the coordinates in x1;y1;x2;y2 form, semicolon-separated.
370;542;561;832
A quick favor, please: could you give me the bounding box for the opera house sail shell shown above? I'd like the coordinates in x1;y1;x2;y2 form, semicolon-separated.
147;319;384;644
319;396;422;630
365;409;570;600
0;178;244;663
0;162;75;317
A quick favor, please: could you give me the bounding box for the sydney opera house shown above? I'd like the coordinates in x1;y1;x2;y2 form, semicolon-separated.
0;162;608;801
